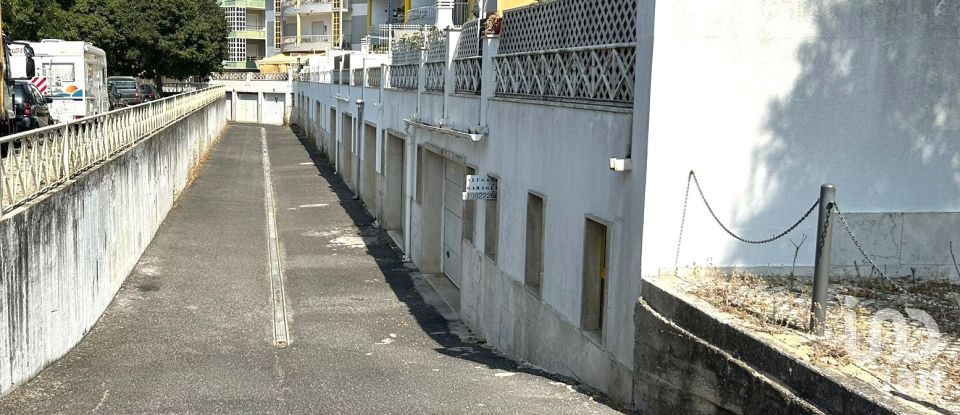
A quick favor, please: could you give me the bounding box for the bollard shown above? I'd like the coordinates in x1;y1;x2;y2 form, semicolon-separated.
811;183;836;335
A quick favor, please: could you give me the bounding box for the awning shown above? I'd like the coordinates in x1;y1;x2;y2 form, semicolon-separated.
256;53;323;73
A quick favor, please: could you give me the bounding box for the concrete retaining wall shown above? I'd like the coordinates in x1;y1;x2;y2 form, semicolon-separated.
634;278;922;414
0;99;227;395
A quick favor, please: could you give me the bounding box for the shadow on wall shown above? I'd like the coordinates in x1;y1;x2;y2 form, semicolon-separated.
285;124;632;413
731;1;960;266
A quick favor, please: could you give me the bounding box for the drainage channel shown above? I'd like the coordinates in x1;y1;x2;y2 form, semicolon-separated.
260;127;290;347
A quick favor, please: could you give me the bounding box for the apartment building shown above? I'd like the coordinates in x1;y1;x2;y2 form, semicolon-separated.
220;0;278;71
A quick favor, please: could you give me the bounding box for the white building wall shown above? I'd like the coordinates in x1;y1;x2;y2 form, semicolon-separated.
640;0;960;278
291;41;641;401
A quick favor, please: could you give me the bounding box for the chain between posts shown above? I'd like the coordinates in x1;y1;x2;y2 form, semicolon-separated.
674;171;820;273
833;203;960;311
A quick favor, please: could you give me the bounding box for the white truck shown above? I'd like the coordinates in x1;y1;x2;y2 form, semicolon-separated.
19;40;109;123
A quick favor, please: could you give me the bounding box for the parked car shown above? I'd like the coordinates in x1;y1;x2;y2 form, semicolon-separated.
13;80;52;132
107;76;139;108
138;84;160;101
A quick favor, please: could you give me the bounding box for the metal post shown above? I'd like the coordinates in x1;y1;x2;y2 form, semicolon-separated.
811;183;836;335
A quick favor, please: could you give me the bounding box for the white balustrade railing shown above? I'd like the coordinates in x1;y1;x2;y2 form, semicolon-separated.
494;43;636;105
453;57;481;94
0;85;225;212
282;35;335;46
424;61;445;92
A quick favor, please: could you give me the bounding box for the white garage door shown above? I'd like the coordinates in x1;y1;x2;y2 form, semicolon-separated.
442;160;465;288
263;93;285;125
236;93;258;123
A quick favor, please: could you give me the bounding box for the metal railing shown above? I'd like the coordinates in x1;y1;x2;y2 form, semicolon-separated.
0;86;225;213
282;35;334;45
282;0;333;9
405;1;471;26
364;24;431;54
405;5;438;25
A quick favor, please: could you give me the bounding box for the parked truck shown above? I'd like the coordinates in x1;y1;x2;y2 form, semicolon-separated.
26;40;109;123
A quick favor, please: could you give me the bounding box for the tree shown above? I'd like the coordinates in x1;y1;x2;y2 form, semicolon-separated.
2;0;228;85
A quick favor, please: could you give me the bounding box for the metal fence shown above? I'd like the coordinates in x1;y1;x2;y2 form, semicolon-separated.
0;85;225;213
162;83;209;95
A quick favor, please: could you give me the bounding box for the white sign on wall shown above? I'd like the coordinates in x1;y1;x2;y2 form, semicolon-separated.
462;175;497;200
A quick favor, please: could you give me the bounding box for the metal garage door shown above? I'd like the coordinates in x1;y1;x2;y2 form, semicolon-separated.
442;160;466;287
263;93;285;125
236;93;258;123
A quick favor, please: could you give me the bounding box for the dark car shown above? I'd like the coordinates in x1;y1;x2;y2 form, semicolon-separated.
13;80;52;132
138;84;160;102
107;76;140;108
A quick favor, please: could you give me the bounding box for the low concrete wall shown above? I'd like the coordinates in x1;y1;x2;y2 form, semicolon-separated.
634;278;922;414
0;98;227;395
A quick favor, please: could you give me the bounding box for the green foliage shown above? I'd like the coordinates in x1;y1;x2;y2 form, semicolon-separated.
2;0;228;80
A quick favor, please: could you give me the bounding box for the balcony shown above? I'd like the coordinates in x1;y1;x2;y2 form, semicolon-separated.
222;60;259;71
229;25;267;40
404;2;472;26
281;35;336;53
219;0;266;9
282;0;335;15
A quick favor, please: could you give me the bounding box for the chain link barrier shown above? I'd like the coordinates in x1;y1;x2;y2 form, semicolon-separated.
674;171;819;271
673;171;959;312
833;203;960;311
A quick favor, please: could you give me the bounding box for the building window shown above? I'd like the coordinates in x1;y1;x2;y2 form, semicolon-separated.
484;175;499;262
463;167;476;244
581;218;609;334
275;0;282;48
524;192;545;294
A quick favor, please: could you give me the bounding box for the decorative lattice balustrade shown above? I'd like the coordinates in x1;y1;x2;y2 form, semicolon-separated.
453;20;481;95
426;30;448;62
353;68;364;86
424;30;447;92
391;40;423;66
424;62;445;92
389;64;418;90
494;0;637;105
390;36;423;90
251;72;289;81
455;20;480;59
367;67;383;87
453;57;481;94
498;0;636;54
495;44;636;104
